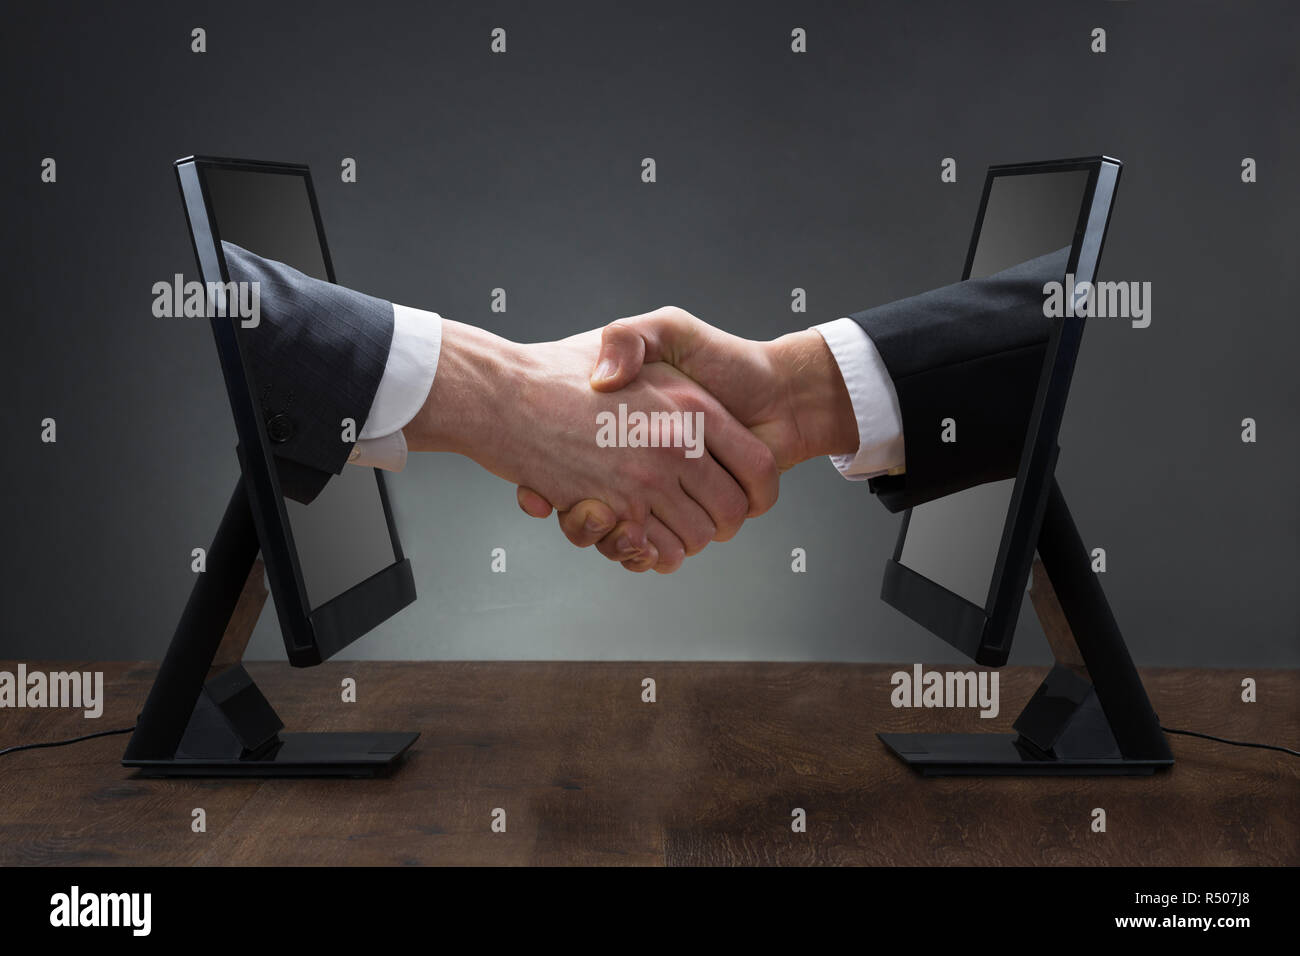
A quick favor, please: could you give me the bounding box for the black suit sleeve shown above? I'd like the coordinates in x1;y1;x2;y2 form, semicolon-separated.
850;246;1068;513
221;241;395;504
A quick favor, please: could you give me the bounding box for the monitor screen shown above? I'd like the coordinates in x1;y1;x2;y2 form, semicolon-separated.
896;168;1091;608
202;167;399;610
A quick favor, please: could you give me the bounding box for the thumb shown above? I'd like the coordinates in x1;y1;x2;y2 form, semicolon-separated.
590;320;649;392
590;307;702;391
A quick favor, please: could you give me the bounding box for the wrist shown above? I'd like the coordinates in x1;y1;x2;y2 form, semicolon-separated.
402;319;522;459
765;329;859;464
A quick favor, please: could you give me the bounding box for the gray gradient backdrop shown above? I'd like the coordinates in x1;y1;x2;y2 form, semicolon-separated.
4;1;1297;667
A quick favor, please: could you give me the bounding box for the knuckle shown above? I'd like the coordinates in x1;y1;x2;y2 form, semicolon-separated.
622;555;653;573
605;319;635;341
677;392;706;416
749;439;778;476
596;536;624;561
653;439;686;465
683;523;715;556
722;493;748;529
747;448;780;512
618;459;657;493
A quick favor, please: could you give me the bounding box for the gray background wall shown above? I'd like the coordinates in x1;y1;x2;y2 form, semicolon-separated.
3;0;1296;667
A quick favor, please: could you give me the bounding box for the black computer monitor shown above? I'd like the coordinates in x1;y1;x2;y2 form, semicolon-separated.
876;156;1174;775
178;157;416;665
122;157;418;777
882;157;1116;668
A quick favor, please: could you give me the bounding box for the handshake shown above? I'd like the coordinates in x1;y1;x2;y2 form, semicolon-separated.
401;306;862;574
229;238;1056;551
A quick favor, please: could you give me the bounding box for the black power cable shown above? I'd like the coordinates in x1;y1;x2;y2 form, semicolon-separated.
0;725;136;757
1161;725;1299;758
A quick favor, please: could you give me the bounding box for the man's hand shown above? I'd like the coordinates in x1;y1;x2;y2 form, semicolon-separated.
402;319;780;573
590;307;859;469
516;307;861;569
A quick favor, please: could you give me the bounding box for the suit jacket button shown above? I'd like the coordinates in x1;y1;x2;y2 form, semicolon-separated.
267;414;294;443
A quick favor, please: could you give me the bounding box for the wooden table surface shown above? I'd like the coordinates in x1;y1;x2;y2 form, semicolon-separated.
1;661;1295;866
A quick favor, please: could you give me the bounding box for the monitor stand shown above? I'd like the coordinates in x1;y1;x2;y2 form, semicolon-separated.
878;478;1174;776
122;478;419;777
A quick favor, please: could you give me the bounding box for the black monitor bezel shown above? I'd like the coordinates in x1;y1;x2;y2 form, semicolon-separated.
175;155;416;667
880;155;1122;667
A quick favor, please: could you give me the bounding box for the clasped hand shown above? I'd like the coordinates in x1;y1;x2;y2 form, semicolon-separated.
405;306;856;574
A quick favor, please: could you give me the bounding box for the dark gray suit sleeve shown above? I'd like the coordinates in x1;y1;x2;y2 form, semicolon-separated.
221;241;395;504
849;246;1069;513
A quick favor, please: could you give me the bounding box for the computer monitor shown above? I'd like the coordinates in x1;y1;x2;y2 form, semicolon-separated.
122;157;418;776
882;157;1118;668
876;156;1173;775
178;157;415;666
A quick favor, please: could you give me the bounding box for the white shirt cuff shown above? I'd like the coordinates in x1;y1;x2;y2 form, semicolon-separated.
349;429;409;471
812;317;905;481
347;303;443;472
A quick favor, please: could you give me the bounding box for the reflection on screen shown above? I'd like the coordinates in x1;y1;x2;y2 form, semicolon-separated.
204;167;398;609
898;169;1090;608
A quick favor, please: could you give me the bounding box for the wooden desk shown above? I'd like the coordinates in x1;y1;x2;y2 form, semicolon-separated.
1;662;1295;865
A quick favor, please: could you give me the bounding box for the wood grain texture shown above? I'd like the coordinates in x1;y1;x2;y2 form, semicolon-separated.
0;661;1295;866
1028;557;1089;678
208;558;268;679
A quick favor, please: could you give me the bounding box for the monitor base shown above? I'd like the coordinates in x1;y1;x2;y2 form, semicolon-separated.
878;731;1171;776
124;731;419;778
880;480;1175;778
123;479;419;780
